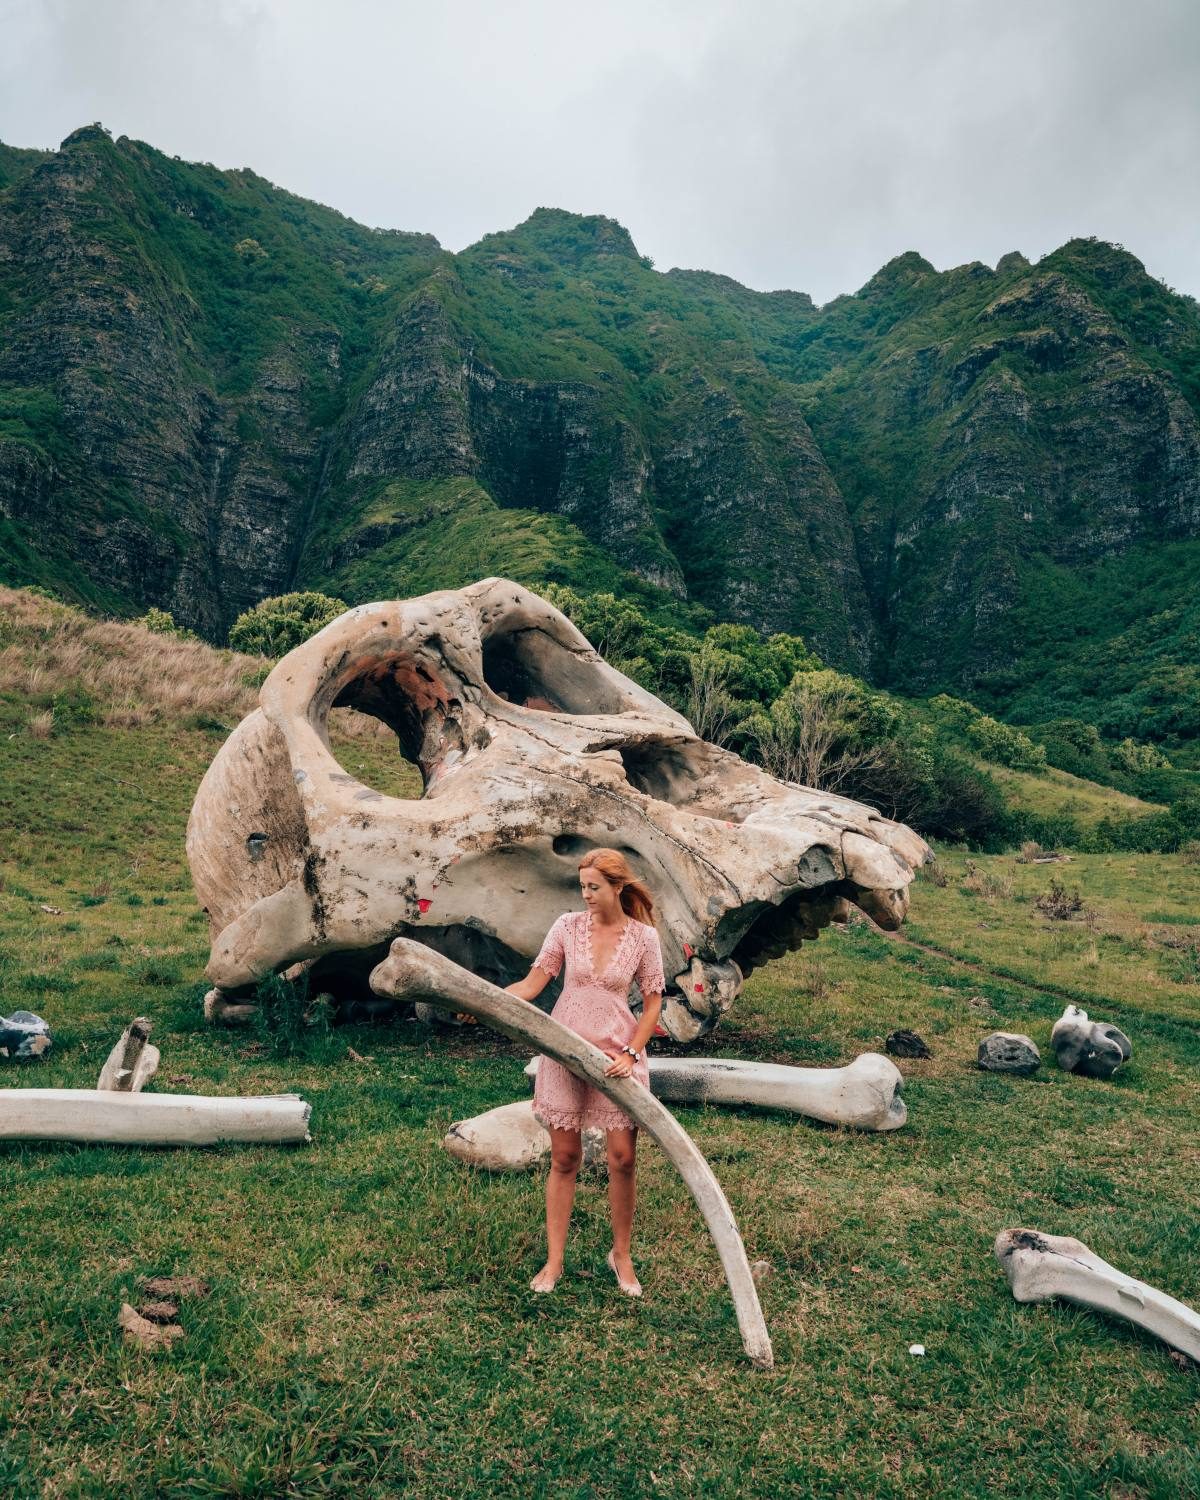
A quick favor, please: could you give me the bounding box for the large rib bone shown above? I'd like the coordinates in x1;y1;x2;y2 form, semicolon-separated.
525;1053;906;1129
369;936;773;1370
995;1228;1200;1363
0;1090;312;1146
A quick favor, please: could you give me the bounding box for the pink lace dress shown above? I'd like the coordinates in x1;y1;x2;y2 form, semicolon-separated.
531;911;666;1133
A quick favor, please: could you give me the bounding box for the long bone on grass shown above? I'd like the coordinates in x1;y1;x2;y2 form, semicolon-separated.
369;935;774;1370
995;1228;1200;1363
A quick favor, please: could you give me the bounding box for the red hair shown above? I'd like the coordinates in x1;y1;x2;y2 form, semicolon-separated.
578;848;655;925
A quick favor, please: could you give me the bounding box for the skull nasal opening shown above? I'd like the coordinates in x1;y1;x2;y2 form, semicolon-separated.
481;627;627;715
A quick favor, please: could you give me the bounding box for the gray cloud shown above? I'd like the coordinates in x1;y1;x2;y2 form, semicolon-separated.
1;0;1196;303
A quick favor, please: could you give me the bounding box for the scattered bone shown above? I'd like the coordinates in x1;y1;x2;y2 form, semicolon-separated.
0;1011;51;1061
97;1016;160;1092
39;904;63;915
524;1052;906;1130
885;1029;931;1059
142;1275;210;1299
188;579;929;1044
370;935;774;1369
995;1228;1200;1363
444;1099;605;1172
118;1302;183;1350
1050;1004;1131;1078
978;1032;1041;1075
202;989;257;1026
0;1090;312;1145
137;1299;180;1323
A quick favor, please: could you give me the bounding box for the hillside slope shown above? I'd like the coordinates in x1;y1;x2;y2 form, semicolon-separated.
2;126;1198;734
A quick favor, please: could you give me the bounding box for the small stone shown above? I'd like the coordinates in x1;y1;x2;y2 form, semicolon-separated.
750;1259;773;1285
908;1343;925;1356
141;1275;210;1299
886;1029;931;1059
0;1011;52;1061
978;1032;1041;1076
118;1302;183;1350
137;1299;180;1324
967;995;995;1015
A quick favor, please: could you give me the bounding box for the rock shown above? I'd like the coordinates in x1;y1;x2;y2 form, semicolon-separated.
141;1275;210;1299
1050;1004;1131;1079
978;1032;1041;1075
0;1011;51;1060
118;1302;183;1350
886;1029;932;1059
137;1299;180;1324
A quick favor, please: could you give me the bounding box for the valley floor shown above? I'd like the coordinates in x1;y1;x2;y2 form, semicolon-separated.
2;710;1199;1498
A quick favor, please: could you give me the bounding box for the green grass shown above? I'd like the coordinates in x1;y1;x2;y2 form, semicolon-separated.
979;759;1164;829
2;672;1200;1494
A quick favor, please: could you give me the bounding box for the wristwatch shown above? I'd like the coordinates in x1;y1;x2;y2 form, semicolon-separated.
621;1045;641;1062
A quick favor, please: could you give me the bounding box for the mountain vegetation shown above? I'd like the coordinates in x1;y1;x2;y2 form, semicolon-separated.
1;124;1197;772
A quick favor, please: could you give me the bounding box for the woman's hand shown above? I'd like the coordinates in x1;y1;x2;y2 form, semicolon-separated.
603;1050;635;1079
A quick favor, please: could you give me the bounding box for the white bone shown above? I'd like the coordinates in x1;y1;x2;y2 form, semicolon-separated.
188;579;929;1042
524;1053;905;1129
444;1099;606;1172
0;1090;312;1146
96;1016;160;1092
995;1228;1200;1363
370;935;774;1369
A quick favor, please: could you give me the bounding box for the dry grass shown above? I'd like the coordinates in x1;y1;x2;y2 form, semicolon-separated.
0;587;391;743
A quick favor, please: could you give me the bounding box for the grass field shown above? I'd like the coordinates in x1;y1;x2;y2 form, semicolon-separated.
2;593;1199;1498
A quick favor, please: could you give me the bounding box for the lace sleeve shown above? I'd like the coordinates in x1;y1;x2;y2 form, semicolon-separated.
532;915;567;978
635;925;666;997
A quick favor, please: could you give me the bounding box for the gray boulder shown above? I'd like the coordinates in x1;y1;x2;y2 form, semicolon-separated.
978;1031;1041;1076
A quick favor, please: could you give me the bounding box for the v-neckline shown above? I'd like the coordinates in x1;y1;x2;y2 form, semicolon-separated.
585;910;631;982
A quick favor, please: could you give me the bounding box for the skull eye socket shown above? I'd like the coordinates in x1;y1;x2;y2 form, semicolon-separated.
482;629;627;715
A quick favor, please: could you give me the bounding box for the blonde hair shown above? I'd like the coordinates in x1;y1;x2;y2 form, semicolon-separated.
578;847;655;925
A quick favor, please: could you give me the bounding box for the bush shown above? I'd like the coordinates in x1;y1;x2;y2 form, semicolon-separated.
137;606;196;641
1034;880;1085;920
228;591;348;658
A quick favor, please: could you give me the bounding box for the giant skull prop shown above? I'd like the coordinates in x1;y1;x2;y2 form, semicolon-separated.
188;578;930;1034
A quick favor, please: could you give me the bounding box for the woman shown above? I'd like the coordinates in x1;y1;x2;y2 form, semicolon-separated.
505;848;665;1297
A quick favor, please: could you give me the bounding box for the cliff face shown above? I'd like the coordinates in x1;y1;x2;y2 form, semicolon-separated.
2;127;1199;725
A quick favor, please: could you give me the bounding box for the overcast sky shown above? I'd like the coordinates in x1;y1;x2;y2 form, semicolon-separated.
2;0;1197;305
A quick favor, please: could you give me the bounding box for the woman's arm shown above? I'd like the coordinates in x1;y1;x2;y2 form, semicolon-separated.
603;991;662;1077
504;967;553;1003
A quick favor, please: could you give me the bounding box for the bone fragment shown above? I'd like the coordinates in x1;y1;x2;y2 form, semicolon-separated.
995;1228;1200;1363
443;1099;605;1172
97;1016;160;1092
370;936;773;1369
203;989;258;1027
1050;1004;1131;1078
0;1090;311;1146
524;1053;906;1130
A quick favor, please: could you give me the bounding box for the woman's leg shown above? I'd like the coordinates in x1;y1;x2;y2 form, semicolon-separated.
531;1126;582;1290
606;1127;639;1283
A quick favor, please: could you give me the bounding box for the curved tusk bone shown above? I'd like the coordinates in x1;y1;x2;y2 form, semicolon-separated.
995;1228;1200;1363
526;1053;906;1130
369;936;773;1370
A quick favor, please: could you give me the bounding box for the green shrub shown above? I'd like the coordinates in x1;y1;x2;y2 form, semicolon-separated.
137;606;196;640
228;591;348;658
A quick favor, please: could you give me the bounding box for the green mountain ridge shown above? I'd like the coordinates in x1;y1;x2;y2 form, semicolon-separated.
1;124;1197;744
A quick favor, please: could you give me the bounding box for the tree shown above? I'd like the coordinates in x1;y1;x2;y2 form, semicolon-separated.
228;591;348;658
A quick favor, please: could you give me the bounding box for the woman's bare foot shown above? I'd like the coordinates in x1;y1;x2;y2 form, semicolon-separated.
606;1248;642;1297
530;1261;563;1293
